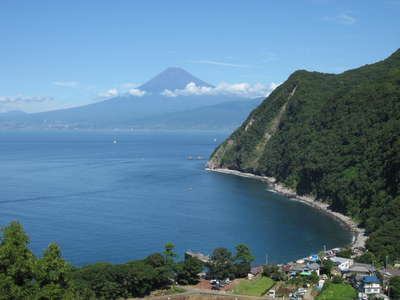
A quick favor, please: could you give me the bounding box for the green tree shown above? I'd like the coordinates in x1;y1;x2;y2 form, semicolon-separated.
0;221;36;298
336;248;352;258
207;247;235;280
176;256;203;285
332;275;344;284
263;264;285;281
34;243;71;299
355;252;378;266
163;242;177;265
145;253;165;268
310;271;319;284
234;244;254;277
71;263;122;299
389;276;400;300
320;259;334;276
209;49;400;265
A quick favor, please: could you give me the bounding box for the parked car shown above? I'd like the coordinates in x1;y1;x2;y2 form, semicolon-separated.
267;289;276;298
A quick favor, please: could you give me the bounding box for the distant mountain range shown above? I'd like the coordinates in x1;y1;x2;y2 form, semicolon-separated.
135;98;262;130
0;68;260;130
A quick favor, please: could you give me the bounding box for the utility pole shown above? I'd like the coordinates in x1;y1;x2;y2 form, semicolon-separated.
385;255;389;270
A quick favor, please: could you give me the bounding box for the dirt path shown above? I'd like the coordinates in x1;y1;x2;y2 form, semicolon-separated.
134;288;275;300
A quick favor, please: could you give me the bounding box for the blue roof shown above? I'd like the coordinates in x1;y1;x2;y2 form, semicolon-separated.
363;275;380;284
309;254;319;261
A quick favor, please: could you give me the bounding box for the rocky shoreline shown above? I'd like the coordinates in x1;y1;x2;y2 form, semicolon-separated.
206;167;367;250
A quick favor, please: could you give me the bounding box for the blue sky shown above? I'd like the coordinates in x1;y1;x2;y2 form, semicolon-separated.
0;0;399;112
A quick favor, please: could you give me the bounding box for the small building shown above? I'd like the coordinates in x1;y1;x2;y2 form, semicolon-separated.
362;275;381;295
317;279;325;290
307;262;320;276
290;263;307;274
379;267;400;293
250;266;263;276
346;263;375;282
379;267;400;279
307;254;319;262
282;264;292;273
330;256;354;272
349;263;375;275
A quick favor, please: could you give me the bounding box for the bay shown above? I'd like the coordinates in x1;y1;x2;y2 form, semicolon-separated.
0;130;351;265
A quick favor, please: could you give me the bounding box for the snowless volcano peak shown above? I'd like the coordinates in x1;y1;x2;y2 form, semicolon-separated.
139;67;213;93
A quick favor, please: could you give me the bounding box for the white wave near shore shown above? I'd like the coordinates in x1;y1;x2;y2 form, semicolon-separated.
206;167;367;250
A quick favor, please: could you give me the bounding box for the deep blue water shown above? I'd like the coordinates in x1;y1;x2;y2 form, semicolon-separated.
0;131;351;265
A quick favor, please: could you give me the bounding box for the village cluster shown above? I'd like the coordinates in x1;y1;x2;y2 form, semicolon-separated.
245;247;400;299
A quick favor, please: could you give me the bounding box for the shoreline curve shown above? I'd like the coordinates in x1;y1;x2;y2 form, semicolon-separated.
206;167;367;251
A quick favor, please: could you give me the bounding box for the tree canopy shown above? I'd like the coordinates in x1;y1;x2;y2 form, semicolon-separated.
0;222;255;299
210;48;400;263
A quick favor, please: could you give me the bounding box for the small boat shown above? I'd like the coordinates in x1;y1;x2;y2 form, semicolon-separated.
113;138;118;144
187;156;193;160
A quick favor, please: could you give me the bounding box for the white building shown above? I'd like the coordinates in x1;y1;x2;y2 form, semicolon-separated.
329;257;354;272
362;275;381;295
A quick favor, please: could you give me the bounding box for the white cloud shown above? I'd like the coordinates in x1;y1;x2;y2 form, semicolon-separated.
323;13;356;25
98;88;119;98
52;81;79;87
190;60;251;68
161;89;177;97
128;88;146;97
0;95;58;113
162;81;279;98
0;95;54;103
97;87;147;98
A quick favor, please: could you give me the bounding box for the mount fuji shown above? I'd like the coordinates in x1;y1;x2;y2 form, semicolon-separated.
0;68;262;130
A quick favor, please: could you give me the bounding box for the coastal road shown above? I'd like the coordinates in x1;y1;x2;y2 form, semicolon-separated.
133;287;277;300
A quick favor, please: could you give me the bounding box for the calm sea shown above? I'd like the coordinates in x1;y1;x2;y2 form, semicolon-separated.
0;131;351;265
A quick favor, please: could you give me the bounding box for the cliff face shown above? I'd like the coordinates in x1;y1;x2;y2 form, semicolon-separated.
209;49;400;263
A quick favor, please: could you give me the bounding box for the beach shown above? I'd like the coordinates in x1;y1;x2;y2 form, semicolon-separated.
206;168;367;250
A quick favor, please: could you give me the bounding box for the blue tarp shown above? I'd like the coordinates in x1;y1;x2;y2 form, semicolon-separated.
363;275;380;284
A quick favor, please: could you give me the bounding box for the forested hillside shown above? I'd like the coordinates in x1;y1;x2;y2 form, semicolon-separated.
209;49;400;263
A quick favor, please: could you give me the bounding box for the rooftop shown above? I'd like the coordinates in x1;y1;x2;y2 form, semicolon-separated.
330;256;353;264
363;275;380;284
307;263;320;270
380;268;400;277
349;263;375;273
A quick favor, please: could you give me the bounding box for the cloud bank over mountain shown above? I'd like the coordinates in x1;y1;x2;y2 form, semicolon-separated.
161;81;278;98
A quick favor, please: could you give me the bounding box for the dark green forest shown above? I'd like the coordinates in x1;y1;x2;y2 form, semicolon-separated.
0;221;254;299
209;49;400;264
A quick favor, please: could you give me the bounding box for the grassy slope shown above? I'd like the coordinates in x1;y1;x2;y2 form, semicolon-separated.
316;283;357;300
233;276;275;296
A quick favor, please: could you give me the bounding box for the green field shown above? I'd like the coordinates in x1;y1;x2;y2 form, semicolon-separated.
316;283;357;300
233;276;275;296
